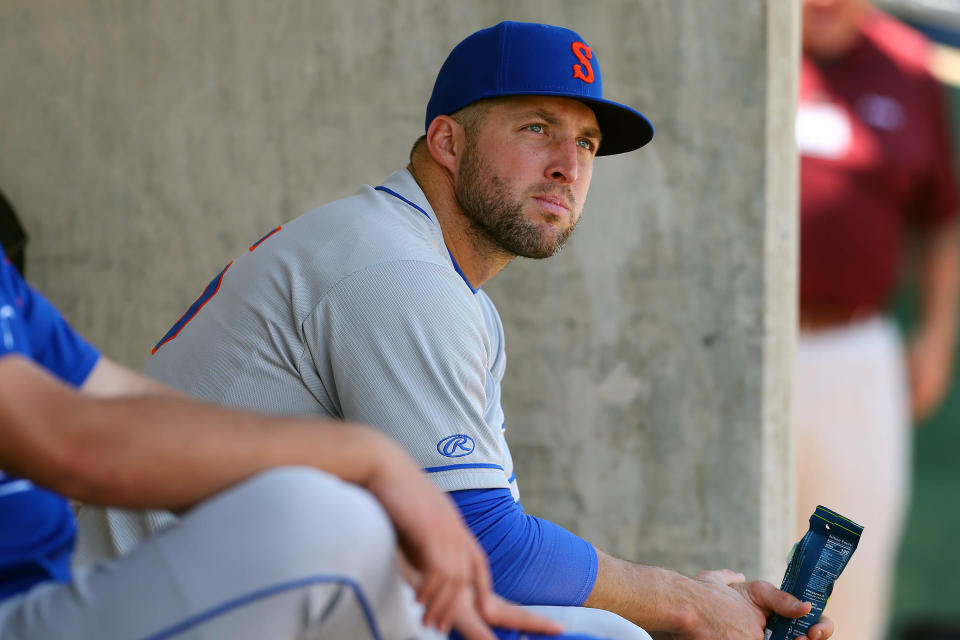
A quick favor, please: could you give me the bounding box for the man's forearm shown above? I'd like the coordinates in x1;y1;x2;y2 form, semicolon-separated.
581;548;827;640
0;355;402;510
583;549;695;632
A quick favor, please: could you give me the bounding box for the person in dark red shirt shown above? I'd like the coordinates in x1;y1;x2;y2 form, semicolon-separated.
797;1;960;638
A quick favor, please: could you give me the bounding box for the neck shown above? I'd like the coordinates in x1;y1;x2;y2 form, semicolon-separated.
804;29;862;61
802;6;868;61
408;154;513;289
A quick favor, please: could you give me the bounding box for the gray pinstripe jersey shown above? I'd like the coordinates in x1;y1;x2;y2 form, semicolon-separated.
145;169;518;498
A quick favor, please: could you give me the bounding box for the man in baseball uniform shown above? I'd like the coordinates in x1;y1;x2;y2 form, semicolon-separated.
0;243;580;639
105;21;834;640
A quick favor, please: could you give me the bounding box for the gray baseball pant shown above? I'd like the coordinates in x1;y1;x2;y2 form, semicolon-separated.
0;467;423;639
0;467;649;639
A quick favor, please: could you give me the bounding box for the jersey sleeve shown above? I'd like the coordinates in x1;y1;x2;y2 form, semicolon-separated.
302;260;511;492
0;252;100;386
451;488;598;606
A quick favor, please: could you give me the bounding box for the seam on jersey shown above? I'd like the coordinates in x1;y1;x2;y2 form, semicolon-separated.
374;184;477;293
423;463;504;473
139;574;382;640
374;186;432;221
152;261;234;354
446;248;477;293
295;344;341;418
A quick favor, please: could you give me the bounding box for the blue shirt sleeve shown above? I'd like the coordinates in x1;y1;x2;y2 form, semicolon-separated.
0;251;100;387
450;488;598;606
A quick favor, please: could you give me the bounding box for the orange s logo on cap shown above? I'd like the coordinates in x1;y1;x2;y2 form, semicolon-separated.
571;41;594;84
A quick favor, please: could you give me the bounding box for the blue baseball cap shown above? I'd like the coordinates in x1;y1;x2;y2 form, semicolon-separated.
425;21;654;156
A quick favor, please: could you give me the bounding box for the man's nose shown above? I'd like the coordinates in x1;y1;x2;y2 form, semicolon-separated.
545;139;580;184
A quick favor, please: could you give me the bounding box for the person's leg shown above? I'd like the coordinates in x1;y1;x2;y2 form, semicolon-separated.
74;503;177;563
795;318;910;640
0;467;424;640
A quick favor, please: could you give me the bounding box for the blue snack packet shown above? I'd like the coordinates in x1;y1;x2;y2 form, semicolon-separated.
765;505;863;640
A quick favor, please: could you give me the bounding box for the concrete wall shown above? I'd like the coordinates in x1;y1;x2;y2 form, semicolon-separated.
0;1;798;580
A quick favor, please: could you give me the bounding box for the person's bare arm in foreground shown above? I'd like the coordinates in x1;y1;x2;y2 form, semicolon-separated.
0;354;561;639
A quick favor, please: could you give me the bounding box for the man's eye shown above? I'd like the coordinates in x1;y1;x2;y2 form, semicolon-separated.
526;124;545;133
577;139;596;151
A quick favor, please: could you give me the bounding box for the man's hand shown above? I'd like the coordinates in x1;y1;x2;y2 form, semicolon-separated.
679;570;833;640
728;579;834;640
909;330;954;421
586;552;834;639
397;553;563;640
449;586;565;640
364;435;561;638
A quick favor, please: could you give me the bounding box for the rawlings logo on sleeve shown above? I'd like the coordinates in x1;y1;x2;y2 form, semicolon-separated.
437;434;476;458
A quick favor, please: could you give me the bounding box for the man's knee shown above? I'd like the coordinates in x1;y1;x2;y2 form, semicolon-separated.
226;466;397;569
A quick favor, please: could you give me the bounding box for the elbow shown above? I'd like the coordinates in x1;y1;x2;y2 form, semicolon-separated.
28;397;123;504
0;357;125;503
44;448;113;505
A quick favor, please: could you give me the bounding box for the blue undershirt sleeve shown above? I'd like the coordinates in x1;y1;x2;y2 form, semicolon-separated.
449;488;597;606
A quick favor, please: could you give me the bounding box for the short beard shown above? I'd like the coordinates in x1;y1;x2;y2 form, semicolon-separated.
455;145;578;260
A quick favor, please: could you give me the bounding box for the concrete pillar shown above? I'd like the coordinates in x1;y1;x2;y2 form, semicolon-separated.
486;1;800;581
0;1;798;581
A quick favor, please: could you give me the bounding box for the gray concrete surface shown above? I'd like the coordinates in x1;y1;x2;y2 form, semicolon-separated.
0;1;798;582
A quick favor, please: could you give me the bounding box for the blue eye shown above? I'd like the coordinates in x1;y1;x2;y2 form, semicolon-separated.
526;124;545;133
577;138;596;151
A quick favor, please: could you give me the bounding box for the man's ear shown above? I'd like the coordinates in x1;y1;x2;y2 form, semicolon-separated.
425;115;465;175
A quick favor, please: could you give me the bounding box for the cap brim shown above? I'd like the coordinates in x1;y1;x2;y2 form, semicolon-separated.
578;97;655;156
435;89;654;156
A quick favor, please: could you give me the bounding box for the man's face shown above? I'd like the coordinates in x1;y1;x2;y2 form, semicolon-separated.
802;0;870;58
454;95;601;259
